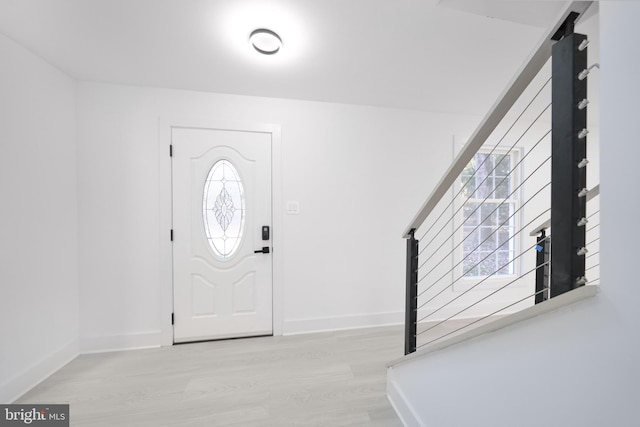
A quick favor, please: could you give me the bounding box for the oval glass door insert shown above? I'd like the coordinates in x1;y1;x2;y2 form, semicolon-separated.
203;159;246;258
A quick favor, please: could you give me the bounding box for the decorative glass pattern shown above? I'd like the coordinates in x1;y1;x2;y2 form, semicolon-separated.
203;160;245;258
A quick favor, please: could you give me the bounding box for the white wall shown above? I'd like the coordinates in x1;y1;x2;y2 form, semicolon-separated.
0;33;79;402
388;3;640;426
76;83;481;350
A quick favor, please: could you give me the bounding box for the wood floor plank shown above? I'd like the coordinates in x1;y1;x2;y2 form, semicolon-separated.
16;326;405;426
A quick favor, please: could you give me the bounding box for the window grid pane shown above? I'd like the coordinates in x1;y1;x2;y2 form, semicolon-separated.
461;152;517;278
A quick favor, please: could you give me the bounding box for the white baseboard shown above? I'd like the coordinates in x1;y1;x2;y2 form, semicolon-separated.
0;339;78;403
387;367;425;427
80;330;162;354
282;311;403;336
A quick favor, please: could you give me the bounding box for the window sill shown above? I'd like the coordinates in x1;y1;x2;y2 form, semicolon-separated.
387;284;599;368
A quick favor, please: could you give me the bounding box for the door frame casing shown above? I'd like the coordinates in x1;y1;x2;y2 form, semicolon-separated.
159;118;283;346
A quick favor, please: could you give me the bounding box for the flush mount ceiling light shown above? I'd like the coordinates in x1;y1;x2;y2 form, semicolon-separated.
249;29;282;55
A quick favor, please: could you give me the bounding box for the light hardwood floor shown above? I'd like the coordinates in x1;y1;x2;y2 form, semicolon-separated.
17;326;405;426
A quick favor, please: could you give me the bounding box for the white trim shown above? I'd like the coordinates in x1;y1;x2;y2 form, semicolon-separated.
80;331;162;354
388;284;598;368
282;311;403;336
159;118;174;346
0;339;78;403
158;119;283;344
271;126;284;336
387;368;426;427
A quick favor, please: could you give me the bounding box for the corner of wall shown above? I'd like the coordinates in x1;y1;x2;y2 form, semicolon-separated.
386;367;424;427
0;339;79;403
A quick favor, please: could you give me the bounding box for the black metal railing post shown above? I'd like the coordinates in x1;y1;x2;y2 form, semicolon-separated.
535;230;550;304
550;15;588;297
405;229;418;355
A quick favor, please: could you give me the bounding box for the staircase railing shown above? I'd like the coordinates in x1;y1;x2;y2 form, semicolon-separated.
403;1;597;355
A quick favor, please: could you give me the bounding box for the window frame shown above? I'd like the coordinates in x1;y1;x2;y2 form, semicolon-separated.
452;147;523;292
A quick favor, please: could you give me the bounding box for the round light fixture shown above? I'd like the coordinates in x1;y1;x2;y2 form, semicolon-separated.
249;29;282;55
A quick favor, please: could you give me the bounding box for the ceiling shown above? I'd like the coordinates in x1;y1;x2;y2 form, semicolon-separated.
0;0;569;115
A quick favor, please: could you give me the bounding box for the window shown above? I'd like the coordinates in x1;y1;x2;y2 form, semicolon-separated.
203;159;246;259
460;151;518;278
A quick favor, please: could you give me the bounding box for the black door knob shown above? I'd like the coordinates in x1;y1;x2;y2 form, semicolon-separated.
254;247;270;254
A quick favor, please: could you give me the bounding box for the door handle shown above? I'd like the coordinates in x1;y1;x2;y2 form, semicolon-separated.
254;246;270;254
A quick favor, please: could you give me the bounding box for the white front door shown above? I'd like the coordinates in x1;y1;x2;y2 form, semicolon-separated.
172;126;272;343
